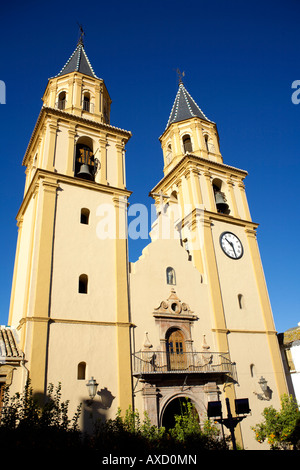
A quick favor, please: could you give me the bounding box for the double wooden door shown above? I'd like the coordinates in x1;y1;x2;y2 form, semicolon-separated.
166;329;186;370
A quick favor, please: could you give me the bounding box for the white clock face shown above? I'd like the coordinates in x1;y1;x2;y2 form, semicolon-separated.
220;232;243;259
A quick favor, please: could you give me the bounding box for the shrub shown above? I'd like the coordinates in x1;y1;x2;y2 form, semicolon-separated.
90;401;227;454
252;394;300;450
0;381;82;449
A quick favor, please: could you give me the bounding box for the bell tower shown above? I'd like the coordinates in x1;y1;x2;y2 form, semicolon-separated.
161;78;223;174
8;37;133;416
150;78;287;415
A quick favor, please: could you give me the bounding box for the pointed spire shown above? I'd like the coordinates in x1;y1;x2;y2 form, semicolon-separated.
54;35;99;79
165;79;212;130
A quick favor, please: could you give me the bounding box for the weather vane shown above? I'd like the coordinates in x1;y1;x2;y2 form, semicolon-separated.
77;23;85;45
176;69;185;84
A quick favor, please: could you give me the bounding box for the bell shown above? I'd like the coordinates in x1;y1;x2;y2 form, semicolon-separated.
77;164;92;180
215;191;229;213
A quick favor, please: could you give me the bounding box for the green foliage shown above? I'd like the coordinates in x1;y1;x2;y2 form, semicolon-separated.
0;383;227;451
90;400;227;454
0;381;82;449
90;406;169;454
169;399;227;451
252;394;300;450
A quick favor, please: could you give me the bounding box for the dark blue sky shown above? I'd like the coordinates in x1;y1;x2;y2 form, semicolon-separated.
1;0;299;333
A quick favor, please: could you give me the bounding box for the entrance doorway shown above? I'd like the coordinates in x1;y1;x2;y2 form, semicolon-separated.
166;329;186;370
161;397;198;430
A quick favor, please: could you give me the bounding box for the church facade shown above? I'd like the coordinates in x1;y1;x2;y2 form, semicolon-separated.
1;40;288;450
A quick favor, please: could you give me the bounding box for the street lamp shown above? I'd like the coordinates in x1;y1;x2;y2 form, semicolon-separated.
86;376;98;404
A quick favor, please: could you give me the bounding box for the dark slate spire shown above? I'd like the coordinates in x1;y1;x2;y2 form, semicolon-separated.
54;39;99;79
165;81;212;129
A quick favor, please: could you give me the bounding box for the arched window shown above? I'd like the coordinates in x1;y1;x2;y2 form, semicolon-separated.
82;92;90;112
77;362;86;380
79;274;88;294
75;142;95;181
169;191;178;203
238;294;245;309
250;363;257;378
57;91;66;110
166;267;176;285
204;134;209;152
80;208;90;225
182;134;192;153
166;143;172;164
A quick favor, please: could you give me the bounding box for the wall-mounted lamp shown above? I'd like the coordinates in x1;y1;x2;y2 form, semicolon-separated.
254;376;271;400
86;376;98;404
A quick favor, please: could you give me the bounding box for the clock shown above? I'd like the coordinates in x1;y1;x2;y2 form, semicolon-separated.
220;232;243;259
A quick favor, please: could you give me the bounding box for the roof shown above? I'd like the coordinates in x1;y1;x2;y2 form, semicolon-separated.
278;324;300;346
165;81;212;130
54;39;99;79
0;326;23;362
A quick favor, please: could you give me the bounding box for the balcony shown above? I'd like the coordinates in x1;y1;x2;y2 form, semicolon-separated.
132;350;234;377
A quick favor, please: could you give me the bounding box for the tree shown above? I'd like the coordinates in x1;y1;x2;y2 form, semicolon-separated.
0;381;82;449
252;394;300;450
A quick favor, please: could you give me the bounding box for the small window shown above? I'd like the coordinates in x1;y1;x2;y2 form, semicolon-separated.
250;363;256;378
204;134;209;152
166;267;176;285
77;362;86;380
182;134;192;153
238;294;245;309
79;274;88;294
80;208;90;225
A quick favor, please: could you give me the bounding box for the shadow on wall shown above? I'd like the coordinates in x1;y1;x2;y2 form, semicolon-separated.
82;387;115;434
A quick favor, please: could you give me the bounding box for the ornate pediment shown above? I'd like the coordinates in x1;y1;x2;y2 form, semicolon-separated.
153;289;198;320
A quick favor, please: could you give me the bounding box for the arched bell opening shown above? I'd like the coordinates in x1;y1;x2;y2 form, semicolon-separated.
75;137;96;181
212;178;230;215
57;91;66;110
182;134;193;153
82;92;91;112
169;190;178;204
165;143;173;165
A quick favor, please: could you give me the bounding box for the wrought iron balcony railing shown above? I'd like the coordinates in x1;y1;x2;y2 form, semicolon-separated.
132;350;234;376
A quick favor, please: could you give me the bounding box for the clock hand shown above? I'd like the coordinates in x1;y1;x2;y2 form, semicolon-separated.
225;238;237;257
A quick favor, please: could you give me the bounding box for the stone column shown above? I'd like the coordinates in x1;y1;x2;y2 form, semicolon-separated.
143;383;159;426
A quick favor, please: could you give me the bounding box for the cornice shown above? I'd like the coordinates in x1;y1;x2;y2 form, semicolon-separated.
16;168;132;221
19;316;134;328
150;154;248;195
22;105;132;166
